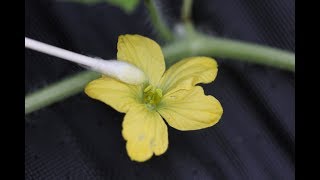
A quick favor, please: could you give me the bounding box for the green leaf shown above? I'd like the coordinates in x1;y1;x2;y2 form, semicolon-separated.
67;0;140;13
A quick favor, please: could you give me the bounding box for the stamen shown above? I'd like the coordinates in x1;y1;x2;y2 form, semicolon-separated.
144;85;153;92
156;89;163;97
143;85;163;108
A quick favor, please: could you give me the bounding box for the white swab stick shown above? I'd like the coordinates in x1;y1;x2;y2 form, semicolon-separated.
25;37;146;85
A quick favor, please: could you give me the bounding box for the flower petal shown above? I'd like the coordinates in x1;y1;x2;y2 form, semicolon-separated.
122;104;168;162
159;57;218;94
158;86;223;131
117;34;165;86
85;76;142;113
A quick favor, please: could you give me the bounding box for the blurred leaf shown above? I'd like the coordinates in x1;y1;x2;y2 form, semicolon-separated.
107;0;140;13
68;0;101;3
68;0;140;13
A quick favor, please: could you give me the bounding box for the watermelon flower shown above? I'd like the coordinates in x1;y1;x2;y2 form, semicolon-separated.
85;35;223;162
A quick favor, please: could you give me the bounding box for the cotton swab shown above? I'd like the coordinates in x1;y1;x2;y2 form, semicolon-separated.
25;37;146;85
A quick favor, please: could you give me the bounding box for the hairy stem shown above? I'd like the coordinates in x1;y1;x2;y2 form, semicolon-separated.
25;71;100;114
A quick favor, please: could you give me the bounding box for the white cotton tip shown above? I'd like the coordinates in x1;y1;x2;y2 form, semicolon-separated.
108;61;147;85
91;60;147;85
24;37;146;85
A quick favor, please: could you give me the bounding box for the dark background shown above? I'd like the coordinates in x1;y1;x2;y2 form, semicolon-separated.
25;0;295;179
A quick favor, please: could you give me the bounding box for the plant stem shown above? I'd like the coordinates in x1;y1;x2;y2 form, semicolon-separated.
181;0;193;22
163;34;295;71
25;71;100;114
144;0;174;42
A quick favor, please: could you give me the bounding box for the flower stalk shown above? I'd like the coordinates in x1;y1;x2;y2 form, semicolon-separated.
144;0;174;42
181;0;193;22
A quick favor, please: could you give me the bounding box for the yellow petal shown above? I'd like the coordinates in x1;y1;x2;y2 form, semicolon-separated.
159;57;218;94
117;34;165;86
122;104;168;162
158;86;223;131
85;76;142;113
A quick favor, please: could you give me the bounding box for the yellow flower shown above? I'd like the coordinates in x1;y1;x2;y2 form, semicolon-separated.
85;35;223;162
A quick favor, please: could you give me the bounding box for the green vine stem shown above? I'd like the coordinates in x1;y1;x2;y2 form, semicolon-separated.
144;0;174;42
164;34;295;71
25;71;100;114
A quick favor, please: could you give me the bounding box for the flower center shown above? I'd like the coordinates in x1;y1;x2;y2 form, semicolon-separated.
143;85;163;109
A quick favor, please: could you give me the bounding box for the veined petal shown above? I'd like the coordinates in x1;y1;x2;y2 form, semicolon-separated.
85;76;142;113
122;104;168;162
159;57;218;94
158;86;223;131
117;34;165;86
